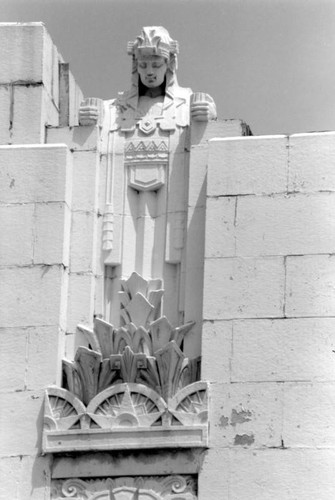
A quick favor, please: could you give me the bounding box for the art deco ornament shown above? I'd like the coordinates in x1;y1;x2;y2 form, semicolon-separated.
127;26;179;70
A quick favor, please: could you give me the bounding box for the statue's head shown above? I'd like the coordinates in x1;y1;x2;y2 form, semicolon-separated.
127;27;179;92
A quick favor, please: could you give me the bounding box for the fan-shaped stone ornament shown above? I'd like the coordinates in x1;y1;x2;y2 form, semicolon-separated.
51;476;196;499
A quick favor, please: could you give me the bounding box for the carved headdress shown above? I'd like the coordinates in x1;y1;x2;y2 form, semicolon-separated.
127;26;179;72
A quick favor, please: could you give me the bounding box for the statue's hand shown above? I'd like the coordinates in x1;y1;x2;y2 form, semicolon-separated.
79;98;103;126
190;92;217;122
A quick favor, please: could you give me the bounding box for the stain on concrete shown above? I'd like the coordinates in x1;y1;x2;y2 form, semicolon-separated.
9;177;15;188
231;408;252;426
219;415;229;428
234;433;255;446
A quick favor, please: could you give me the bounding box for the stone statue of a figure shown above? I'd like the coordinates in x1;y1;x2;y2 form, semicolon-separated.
79;26;217;330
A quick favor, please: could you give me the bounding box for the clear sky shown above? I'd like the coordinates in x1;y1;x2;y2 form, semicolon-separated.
2;0;335;135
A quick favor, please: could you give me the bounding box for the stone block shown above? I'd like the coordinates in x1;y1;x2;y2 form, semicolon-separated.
67;273;95;333
19;455;52;500
205;196;236;258
11;85;58;144
203;257;285;319
0;85;10;144
26;326;65;388
0;327;27;391
0;390;44;456
231;318;335;383
70;211;97;273
0;265;68;328
0;144;72;204
71;151;99;211
198;448;229;499
236;192;335;256
210;382;282;449
285;255;335;317
33;202;71;266
208;135;288;196
188;146;207;209
190;118;246;147
0;203;34;266
0;23;55;88
289;132;335;193
68;69;83;127
201;320;232;383
229;449;335;500
0;456;21;498
283;382;335;447
47;125;99;151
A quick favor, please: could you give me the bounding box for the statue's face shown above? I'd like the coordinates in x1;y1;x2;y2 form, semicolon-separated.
137;55;168;88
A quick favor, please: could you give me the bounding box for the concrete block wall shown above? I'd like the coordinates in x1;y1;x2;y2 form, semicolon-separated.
0;23;91;499
0;145;72;499
201;132;335;499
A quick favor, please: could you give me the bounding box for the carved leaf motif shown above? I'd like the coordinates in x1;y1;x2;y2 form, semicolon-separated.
94;318;115;359
123;293;154;328
150;316;173;354
113;327;133;354
155;342;185;401
77;324;100;353
120;346;146;383
74;347;102;406
132;326;152;355
136;356;161;395
97;358;120;393
170;322;195;350
62;358;84;403
121;272;148;299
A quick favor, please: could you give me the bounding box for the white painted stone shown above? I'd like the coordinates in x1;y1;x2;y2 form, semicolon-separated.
231;318;335;382
33;202;71;266
70;211;96;273
236;192;335;256
0;456;21;499
26;326;65;389
230;449;335;499
0;390;44;456
208;135;288;196
0;265;68;328
198;448;229;499
0;203;34;265
68;69;83;127
228;383;283;449
0;144;72;204
210;382;282;449
203;257;285;319
0;23;47;83
0;85;10;144
19;455;52;500
11;85;59;144
184;205;206;356
0;456;51;499
0;327;27;391
47;125;99;151
72;151;100;211
285;255;335;317
67;273;95;333
190;119;246;147
188;146;207;209
283;382;335;447
205;196;236;258
289;132;335;192
201;320;232;383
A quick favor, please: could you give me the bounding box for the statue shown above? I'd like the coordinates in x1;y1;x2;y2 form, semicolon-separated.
43;26;213;458
79;26;217;332
79;26;216;126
